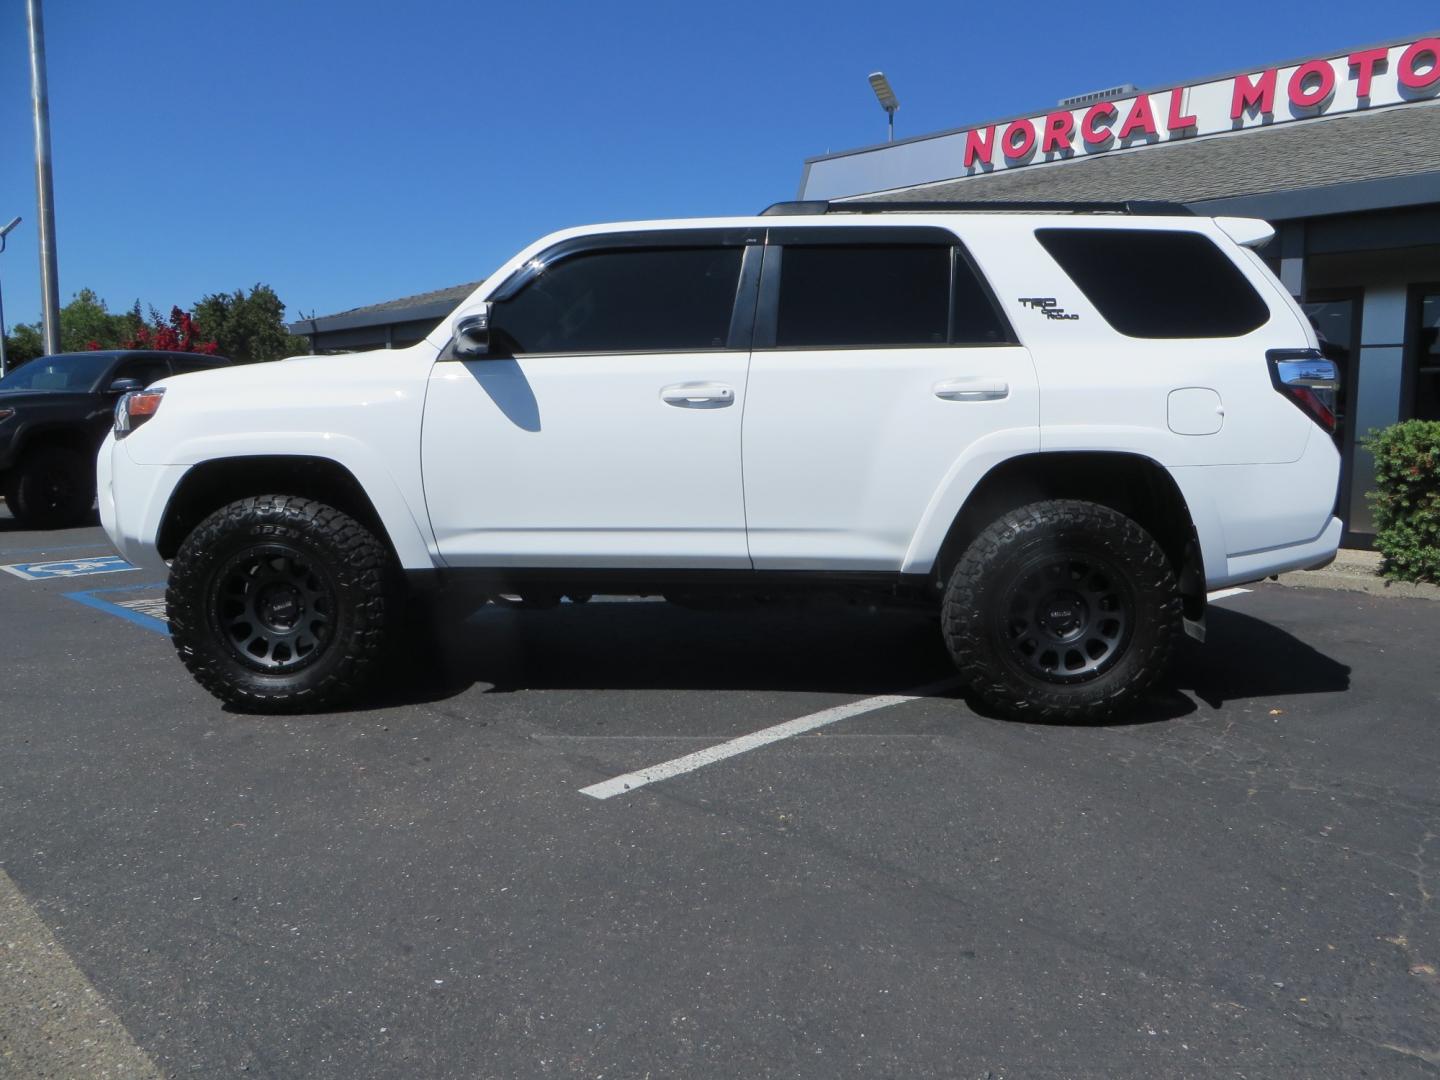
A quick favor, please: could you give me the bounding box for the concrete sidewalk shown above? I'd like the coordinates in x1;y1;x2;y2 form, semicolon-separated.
1277;547;1440;601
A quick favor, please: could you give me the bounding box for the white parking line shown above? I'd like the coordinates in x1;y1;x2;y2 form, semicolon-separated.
1207;587;1252;602
584;587;1254;800
579;676;964;800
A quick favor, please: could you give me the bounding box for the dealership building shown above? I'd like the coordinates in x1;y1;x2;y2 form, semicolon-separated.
292;31;1440;547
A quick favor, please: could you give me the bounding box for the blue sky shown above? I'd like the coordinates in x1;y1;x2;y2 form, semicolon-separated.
0;0;1434;329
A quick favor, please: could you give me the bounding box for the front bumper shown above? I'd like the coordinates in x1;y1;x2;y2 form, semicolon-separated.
98;432;185;575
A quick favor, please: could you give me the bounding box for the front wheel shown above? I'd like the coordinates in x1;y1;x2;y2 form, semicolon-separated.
942;499;1181;724
167;496;394;713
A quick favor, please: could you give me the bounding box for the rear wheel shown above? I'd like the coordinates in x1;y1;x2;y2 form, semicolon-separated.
4;446;95;528
167;496;394;713
942;499;1181;723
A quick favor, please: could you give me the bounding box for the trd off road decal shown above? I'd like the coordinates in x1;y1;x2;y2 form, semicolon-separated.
1018;297;1079;321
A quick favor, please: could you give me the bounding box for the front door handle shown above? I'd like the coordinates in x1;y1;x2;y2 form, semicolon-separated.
934;378;1009;401
660;382;735;408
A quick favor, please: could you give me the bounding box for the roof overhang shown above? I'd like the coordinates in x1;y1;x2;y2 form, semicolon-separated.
287;299;459;337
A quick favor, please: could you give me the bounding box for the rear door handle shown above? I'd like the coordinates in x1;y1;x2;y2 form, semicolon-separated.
660;382;735;408
934;378;1009;401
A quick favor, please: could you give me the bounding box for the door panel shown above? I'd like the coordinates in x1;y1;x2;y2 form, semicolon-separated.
423;353;751;567
742;345;1038;569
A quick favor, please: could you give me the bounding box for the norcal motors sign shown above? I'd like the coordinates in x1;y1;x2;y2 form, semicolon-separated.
801;35;1440;200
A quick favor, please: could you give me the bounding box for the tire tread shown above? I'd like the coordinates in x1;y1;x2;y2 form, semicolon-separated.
942;498;1181;724
166;495;391;713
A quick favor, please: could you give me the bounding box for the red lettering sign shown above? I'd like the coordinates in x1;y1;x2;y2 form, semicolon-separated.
1003;119;1036;159
1231;69;1277;118
1348;47;1388;97
964;126;996;168
1288;60;1335;108
1041;111;1075;152
1117;94;1158;139
1399;38;1440;90
1166;88;1197;132
1081;102;1117;146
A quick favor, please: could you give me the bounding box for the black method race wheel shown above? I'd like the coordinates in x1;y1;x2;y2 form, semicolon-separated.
942;499;1181;724
168;496;393;713
209;543;338;673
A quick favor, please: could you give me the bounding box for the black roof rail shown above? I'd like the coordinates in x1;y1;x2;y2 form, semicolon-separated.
759;199;1194;217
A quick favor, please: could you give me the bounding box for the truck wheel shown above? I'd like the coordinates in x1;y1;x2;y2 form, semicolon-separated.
167;496;393;714
942;499;1181;724
4;446;95;528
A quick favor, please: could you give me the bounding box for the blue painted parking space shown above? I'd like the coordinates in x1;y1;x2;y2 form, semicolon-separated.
0;555;138;581
62;581;170;635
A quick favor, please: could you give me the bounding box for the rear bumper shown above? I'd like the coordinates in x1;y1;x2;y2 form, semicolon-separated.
1171;425;1343;590
1221;515;1344;586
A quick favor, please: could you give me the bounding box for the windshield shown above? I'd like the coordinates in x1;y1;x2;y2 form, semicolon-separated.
0;353;114;393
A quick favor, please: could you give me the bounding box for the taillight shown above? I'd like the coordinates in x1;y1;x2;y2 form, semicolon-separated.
1267;349;1338;433
114;388;164;437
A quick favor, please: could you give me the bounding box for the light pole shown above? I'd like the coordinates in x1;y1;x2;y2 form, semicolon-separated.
0;217;20;378
27;0;61;356
868;71;899;143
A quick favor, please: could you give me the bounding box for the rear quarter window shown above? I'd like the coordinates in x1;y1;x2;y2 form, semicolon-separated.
1035;228;1271;339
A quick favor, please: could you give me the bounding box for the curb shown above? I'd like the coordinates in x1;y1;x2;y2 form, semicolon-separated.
1273;565;1440;602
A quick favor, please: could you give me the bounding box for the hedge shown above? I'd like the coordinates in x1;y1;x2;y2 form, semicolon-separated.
1364;420;1440;584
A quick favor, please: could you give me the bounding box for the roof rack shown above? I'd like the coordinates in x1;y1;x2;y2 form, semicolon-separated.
760;199;1194;217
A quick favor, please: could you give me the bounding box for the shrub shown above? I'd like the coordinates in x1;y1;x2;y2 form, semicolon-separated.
1364;420;1440;584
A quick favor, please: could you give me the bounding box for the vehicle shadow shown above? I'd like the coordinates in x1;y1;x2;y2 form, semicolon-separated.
363;599;1352;725
0;505;102;534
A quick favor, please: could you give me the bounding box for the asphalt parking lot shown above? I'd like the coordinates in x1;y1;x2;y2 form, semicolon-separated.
1;508;1438;1079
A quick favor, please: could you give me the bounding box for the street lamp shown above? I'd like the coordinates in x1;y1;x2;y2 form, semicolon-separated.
0;216;21;379
868;71;899;143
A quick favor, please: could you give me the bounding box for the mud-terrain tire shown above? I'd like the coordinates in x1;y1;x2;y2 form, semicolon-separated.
167;496;393;713
4;446;95;528
942;499;1181;724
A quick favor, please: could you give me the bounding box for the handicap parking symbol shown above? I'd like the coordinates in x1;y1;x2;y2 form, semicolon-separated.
0;555;138;581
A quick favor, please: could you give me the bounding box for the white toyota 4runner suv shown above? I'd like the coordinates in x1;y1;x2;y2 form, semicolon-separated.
100;200;1342;721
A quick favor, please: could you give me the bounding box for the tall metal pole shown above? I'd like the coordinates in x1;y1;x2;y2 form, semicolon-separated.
0;274;8;378
26;0;61;356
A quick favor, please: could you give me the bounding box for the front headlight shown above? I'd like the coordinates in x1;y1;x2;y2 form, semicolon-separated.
114;388;164;436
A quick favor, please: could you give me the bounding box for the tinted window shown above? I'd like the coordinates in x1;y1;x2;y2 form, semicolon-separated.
113;358;171;387
171;357;223;374
495;246;742;354
0;353;114;392
951;254;1012;345
777;245;950;348
1036;228;1270;338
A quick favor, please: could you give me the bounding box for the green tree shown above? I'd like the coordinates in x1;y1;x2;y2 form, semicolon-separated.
57;288;131;351
3;324;44;369
4;289;139;366
193;284;308;364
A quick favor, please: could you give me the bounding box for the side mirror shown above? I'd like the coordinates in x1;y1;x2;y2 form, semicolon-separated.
108;377;144;395
453;303;492;359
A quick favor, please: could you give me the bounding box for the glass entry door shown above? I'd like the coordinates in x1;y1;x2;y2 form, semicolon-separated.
1303;293;1366;544
1411;290;1440;421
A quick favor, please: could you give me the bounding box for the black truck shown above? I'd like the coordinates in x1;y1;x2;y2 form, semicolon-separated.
0;350;230;528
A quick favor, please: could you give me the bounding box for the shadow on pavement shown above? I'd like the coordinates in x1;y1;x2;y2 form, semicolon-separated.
0;506;101;534
357;598;1351;726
